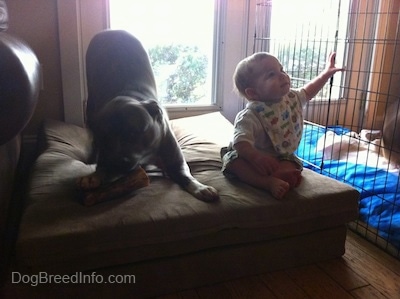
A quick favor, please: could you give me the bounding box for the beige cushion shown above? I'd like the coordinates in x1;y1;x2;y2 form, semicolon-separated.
16;112;359;273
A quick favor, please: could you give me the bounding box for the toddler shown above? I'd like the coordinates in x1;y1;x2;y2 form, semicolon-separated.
222;52;344;199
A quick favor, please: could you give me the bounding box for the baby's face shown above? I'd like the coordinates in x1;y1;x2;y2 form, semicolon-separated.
250;56;291;103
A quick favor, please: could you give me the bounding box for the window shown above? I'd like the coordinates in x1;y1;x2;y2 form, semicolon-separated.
108;0;216;106
58;0;256;125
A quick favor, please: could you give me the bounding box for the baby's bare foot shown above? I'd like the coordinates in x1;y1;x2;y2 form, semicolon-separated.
273;169;302;188
268;177;290;199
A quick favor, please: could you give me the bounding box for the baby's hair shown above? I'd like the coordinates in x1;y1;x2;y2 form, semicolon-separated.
233;52;274;99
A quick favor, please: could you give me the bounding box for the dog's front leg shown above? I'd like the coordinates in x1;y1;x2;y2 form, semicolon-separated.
160;130;219;202
166;162;219;202
185;175;220;202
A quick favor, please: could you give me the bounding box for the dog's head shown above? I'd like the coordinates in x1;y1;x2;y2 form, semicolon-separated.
91;96;164;174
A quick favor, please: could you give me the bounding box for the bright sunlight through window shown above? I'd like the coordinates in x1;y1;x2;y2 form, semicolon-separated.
109;0;215;106
254;0;349;101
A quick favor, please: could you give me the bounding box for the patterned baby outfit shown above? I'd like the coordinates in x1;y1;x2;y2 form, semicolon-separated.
221;89;308;174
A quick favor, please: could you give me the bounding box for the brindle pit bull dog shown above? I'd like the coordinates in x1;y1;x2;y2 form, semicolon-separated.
77;30;219;202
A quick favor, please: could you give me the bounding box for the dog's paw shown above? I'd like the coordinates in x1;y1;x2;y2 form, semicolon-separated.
187;181;219;202
77;173;103;191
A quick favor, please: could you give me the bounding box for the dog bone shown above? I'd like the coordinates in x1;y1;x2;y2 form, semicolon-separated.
80;166;149;206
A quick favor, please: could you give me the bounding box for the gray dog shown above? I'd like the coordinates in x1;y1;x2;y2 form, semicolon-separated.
77;30;219;202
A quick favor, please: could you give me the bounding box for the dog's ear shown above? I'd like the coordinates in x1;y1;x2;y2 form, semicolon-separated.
142;100;163;122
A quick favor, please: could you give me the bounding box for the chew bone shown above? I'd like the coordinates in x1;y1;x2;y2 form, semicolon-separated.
79;166;149;206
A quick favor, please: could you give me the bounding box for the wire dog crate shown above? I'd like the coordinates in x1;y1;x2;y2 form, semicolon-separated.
253;0;400;259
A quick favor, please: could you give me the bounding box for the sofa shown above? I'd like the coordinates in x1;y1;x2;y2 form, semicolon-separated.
1;109;360;298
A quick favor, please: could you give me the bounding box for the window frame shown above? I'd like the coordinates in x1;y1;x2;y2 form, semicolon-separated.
57;0;108;126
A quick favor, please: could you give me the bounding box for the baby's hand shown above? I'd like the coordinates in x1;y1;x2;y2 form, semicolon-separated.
252;153;279;175
326;52;345;76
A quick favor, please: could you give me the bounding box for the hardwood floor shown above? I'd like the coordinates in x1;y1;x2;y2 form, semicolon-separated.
156;230;400;299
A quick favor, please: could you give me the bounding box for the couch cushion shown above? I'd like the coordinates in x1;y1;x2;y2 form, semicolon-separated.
16;112;359;273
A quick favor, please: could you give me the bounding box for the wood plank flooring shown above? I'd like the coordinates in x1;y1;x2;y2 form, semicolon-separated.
156;230;400;299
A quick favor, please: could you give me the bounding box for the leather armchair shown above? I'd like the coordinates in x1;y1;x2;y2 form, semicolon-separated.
0;0;40;276
0;33;40;145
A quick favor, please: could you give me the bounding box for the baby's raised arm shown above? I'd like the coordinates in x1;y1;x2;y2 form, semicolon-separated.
303;52;345;101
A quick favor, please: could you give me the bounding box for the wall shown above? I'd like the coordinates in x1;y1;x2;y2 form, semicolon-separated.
6;0;64;136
